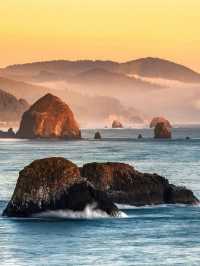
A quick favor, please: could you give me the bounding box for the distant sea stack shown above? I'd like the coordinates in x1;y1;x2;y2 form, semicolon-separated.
150;117;172;139
17;93;81;139
112;120;123;128
150;117;172;129
137;134;143;139
154;122;172;139
94;131;102;139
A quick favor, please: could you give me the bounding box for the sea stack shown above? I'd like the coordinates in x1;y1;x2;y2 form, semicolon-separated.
150;117;172;139
154;122;171;139
17;93;81;139
150;117;172;128
112;120;123;128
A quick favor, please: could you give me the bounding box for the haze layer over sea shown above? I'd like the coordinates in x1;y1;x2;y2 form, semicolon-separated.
1;128;200;266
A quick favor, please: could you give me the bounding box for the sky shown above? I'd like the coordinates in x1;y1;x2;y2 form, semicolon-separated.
0;0;200;71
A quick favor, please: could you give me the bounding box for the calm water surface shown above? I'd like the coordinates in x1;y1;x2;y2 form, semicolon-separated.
1;128;200;265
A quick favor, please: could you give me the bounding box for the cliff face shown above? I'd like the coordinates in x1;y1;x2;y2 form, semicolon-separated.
0;89;29;122
17;93;81;139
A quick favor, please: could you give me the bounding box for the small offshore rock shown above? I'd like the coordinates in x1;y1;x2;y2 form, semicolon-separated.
0;128;15;138
94;131;102;139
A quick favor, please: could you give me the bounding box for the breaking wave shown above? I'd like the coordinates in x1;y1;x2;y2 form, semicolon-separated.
32;204;128;219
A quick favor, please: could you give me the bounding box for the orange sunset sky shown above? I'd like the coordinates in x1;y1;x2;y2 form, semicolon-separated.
0;0;200;71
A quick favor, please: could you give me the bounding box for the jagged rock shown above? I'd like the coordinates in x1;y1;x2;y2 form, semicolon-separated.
112;120;123;128
3;157;119;217
154;122;171;139
164;185;197;204
81;162;198;206
17;93;81;139
94;131;102;139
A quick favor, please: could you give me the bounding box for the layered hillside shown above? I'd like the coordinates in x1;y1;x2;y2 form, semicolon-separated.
0;89;29;122
4;57;200;83
0;76;49;102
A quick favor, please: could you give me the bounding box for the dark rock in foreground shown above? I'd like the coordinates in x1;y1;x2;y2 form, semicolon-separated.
17;93;81;139
94;131;102;139
3;158;198;217
3;158;119;217
81;162;198;206
0;128;15;138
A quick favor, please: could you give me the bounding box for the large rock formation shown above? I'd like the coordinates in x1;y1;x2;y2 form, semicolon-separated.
3;158;119;217
3;158;198;218
154;122;172;139
112;120;123;128
0;88;29;122
17;93;81;139
81;162;198;206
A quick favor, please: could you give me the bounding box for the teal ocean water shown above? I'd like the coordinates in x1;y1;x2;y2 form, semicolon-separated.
1;128;200;265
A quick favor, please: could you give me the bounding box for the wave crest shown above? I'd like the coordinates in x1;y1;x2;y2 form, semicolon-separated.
32;203;127;219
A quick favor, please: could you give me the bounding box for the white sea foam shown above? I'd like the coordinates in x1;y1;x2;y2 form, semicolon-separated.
32;203;127;219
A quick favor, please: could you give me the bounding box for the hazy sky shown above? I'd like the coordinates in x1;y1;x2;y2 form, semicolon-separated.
1;0;200;70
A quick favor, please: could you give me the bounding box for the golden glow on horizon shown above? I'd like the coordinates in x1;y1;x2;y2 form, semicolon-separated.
0;0;200;71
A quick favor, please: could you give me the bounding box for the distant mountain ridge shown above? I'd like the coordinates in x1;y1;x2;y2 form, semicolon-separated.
4;57;200;83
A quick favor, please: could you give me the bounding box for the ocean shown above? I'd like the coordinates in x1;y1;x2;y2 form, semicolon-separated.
1;128;200;266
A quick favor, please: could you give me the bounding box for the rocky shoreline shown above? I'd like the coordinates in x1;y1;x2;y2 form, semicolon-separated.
3;157;199;218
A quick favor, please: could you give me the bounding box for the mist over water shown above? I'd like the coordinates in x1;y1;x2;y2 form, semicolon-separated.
34;77;200;128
